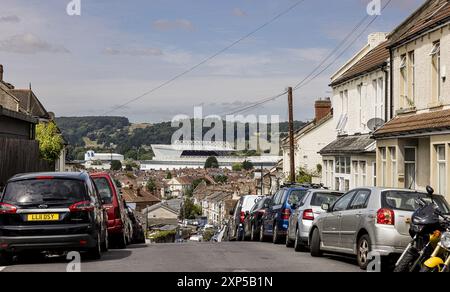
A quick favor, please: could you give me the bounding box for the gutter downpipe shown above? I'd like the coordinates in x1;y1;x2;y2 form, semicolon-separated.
389;48;394;120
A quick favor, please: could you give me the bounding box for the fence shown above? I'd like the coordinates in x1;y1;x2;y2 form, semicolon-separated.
0;137;54;186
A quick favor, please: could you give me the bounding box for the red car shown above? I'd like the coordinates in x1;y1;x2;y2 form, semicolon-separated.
91;173;130;249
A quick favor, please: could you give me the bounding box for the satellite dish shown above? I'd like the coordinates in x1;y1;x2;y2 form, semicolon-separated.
367;118;385;132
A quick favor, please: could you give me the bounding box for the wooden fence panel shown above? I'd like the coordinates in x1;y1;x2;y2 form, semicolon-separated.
0;137;54;186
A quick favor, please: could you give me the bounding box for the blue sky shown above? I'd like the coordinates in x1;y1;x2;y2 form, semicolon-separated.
0;0;424;122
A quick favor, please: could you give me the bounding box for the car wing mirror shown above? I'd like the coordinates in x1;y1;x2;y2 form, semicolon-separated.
321;203;330;212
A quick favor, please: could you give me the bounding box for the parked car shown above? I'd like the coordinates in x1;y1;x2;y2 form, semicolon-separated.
125;205;146;244
260;186;311;243
286;189;343;251
91;173;130;249
228;195;263;241
309;187;450;270
243;196;271;241
0;172;108;265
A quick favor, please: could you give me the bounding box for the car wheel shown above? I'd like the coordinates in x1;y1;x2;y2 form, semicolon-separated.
0;252;14;266
272;223;281;244
285;230;294;248
357;234;371;270
116;231;127;249
259;225;267;242
310;228;322;257
101;229;109;252
250;224;257;241
236;228;243;241
87;233;102;260
294;227;307;252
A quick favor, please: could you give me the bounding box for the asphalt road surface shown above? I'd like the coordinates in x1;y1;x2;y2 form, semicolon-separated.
1;242;361;272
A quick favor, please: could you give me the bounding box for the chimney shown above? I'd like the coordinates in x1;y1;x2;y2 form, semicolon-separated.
315;98;332;122
368;32;387;48
0;65;3;82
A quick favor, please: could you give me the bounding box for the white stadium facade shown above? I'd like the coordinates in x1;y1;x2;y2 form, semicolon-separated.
140;141;281;171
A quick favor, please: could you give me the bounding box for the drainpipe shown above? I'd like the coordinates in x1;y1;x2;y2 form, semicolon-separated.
384;65;389;123
389;48;394;120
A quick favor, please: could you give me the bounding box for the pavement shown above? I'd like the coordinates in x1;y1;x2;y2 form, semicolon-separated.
1;242;361;272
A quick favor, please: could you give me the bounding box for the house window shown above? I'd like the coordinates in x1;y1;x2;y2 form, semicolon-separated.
431;41;441;103
376;78;384;120
357;84;363;127
335;177;340;191
329;160;334;189
360;161;367;186
436;145;446;196
337;90;349;133
400;54;408;108
389;147;397;187
408;51;415;106
405;147;417;189
380;147;387;186
373;162;377;186
353;161;359;188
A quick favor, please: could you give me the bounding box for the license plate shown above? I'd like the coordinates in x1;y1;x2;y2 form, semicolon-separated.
27;214;60;222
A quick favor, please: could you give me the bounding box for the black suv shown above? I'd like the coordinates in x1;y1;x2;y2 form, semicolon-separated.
0;172;108;265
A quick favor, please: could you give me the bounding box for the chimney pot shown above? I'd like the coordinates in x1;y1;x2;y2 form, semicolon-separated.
315;98;332;122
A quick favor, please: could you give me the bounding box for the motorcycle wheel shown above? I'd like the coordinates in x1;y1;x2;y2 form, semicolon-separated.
394;247;419;273
419;266;439;273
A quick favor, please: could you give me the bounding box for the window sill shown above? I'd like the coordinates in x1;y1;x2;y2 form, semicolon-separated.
396;107;417;115
428;101;444;110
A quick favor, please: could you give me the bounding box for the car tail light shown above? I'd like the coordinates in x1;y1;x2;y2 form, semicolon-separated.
0;203;17;214
302;209;315;221
282;208;291;220
377;208;395;225
240;211;245;223
69;201;95;212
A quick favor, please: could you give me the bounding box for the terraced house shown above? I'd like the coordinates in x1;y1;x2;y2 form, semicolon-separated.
320;33;390;191
373;0;450;200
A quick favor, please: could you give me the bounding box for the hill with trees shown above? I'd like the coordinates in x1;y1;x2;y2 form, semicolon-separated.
56;116;307;161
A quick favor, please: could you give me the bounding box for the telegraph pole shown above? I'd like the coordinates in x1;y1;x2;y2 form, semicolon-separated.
288;87;296;183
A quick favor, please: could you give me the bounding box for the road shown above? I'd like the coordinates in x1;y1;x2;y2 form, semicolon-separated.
1;242;361;272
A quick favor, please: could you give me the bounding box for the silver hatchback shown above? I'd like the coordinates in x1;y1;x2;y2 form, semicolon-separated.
308;187;450;270
286;189;343;251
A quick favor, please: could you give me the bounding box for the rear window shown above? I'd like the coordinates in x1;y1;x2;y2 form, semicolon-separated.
2;179;87;206
92;177;114;204
311;192;342;207
382;191;450;214
287;190;308;206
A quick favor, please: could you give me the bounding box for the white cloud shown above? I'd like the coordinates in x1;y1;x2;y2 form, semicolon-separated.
0;15;20;23
103;47;163;57
232;8;247;17
0;33;69;54
152;19;194;31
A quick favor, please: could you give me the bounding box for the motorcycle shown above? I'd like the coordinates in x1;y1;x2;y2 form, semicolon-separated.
394;186;444;272
420;214;450;272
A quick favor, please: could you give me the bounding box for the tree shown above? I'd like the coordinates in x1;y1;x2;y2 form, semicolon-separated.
35;122;64;162
180;198;202;220
242;160;254;171
297;167;313;184
214;175;228;184
232;163;243;171
146;178;157;193
166;172;173;179
204;156;219;169
110;160;122;171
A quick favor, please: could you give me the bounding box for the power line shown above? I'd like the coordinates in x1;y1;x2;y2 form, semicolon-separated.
102;0;307;116
222;0;393;115
294;0;393;90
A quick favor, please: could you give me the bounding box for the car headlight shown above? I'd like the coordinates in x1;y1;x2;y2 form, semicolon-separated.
441;232;450;249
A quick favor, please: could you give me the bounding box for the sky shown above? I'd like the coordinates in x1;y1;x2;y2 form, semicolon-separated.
0;0;425;123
